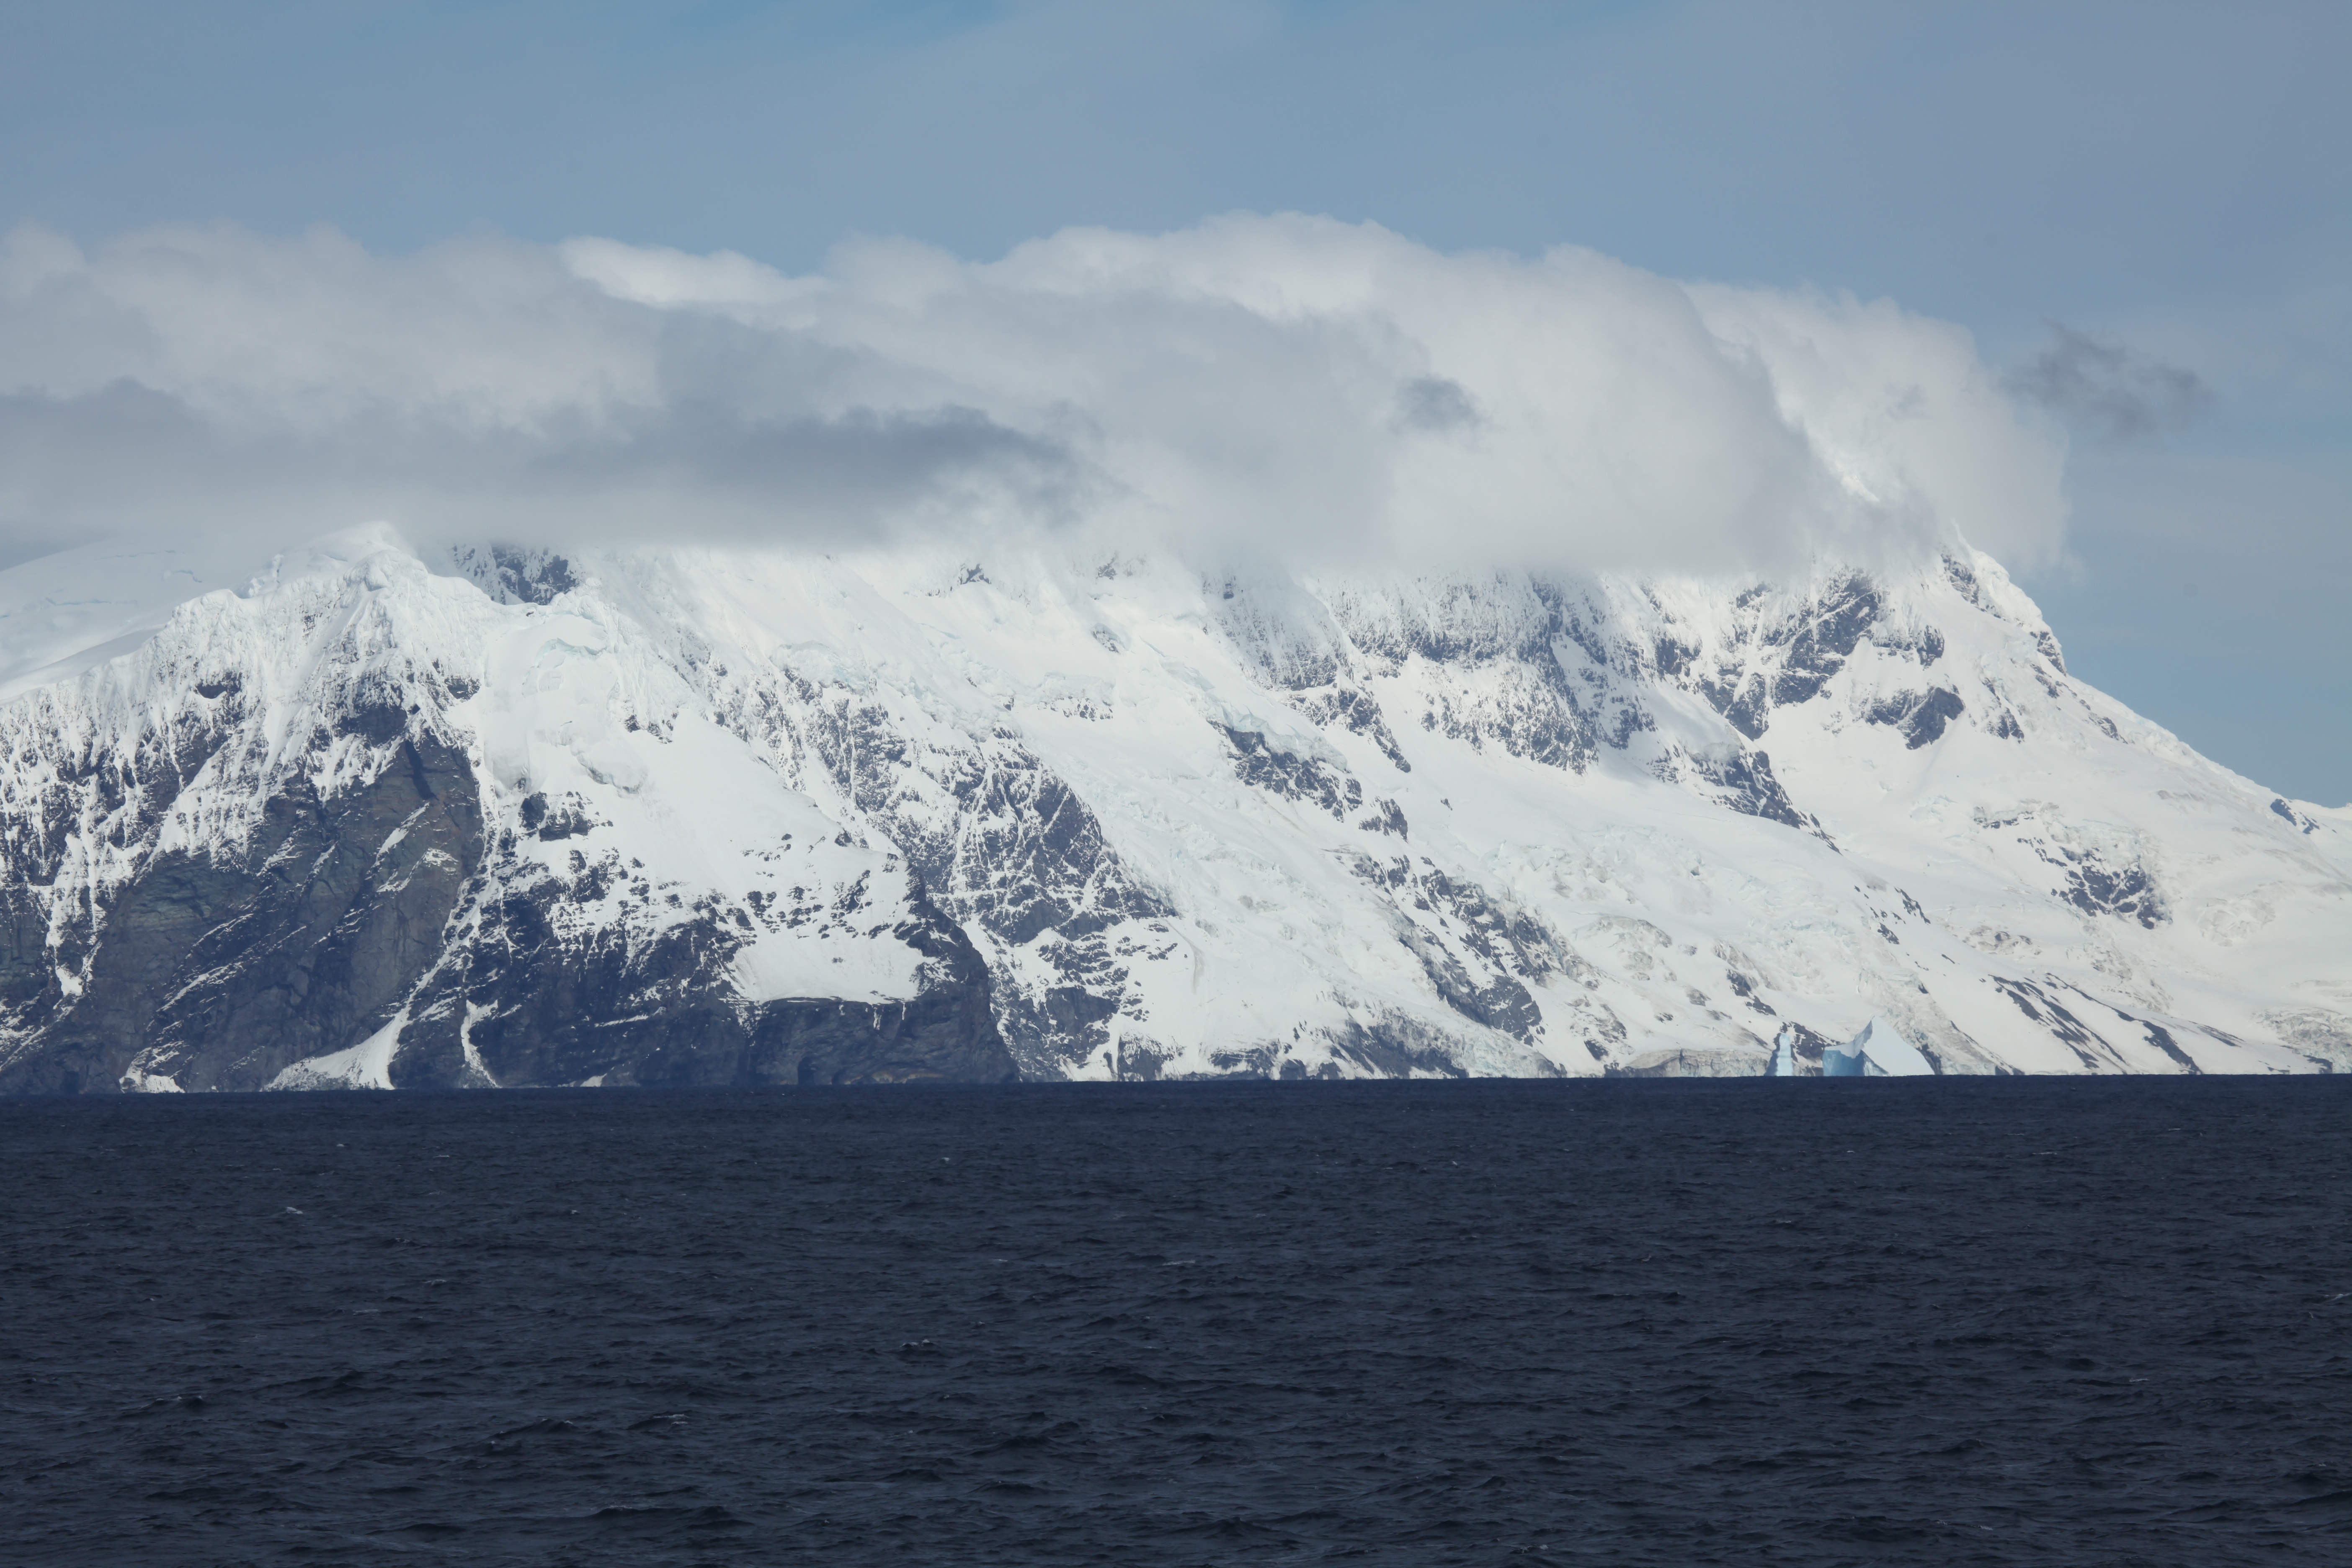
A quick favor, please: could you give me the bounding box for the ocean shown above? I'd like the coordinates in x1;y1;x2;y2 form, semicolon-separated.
4;1077;2348;1565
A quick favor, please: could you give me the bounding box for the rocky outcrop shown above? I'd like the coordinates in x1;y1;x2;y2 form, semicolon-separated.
387;873;1011;1090
4;737;476;1092
0;718;1012;1093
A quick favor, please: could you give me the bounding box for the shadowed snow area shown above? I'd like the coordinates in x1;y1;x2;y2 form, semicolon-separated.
0;529;2343;1091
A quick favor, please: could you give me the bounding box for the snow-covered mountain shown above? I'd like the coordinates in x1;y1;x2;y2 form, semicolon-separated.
0;528;2344;1093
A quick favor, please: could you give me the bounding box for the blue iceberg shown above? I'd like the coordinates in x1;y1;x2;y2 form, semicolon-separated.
1821;1016;1935;1077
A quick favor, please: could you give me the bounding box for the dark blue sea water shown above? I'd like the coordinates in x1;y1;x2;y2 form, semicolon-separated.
4;1078;2349;1566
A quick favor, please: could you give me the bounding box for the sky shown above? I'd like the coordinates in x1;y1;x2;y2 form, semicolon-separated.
0;0;2345;800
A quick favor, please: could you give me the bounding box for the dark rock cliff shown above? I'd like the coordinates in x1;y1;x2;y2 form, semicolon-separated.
3;737;480;1093
0;735;1013;1095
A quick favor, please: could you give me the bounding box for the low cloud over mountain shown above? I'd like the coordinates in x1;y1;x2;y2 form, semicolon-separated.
0;214;2066;577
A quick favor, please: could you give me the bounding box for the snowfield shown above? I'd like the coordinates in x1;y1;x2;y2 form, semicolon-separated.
0;527;2343;1091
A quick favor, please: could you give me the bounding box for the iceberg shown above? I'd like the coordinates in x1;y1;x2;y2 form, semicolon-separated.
1822;1016;1936;1077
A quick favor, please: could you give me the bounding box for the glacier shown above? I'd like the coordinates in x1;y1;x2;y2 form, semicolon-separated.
0;526;2345;1093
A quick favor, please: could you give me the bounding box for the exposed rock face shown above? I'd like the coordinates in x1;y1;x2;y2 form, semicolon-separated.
50;737;480;1094
386;867;1011;1091
0;724;475;1093
0;531;2344;1091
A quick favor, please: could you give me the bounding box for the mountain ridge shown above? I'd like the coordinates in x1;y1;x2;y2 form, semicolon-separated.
0;529;2342;1092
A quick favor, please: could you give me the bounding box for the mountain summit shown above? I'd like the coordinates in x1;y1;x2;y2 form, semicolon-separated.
0;531;2342;1092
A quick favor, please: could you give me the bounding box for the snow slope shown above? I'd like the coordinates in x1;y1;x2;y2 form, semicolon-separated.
0;530;2343;1091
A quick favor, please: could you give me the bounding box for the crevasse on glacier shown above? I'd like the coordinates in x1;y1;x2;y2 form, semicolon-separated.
0;533;2344;1093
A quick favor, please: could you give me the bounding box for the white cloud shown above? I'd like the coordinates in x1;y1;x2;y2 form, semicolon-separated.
0;213;2068;575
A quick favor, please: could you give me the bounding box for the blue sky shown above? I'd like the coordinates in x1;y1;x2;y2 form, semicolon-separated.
3;0;2345;799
